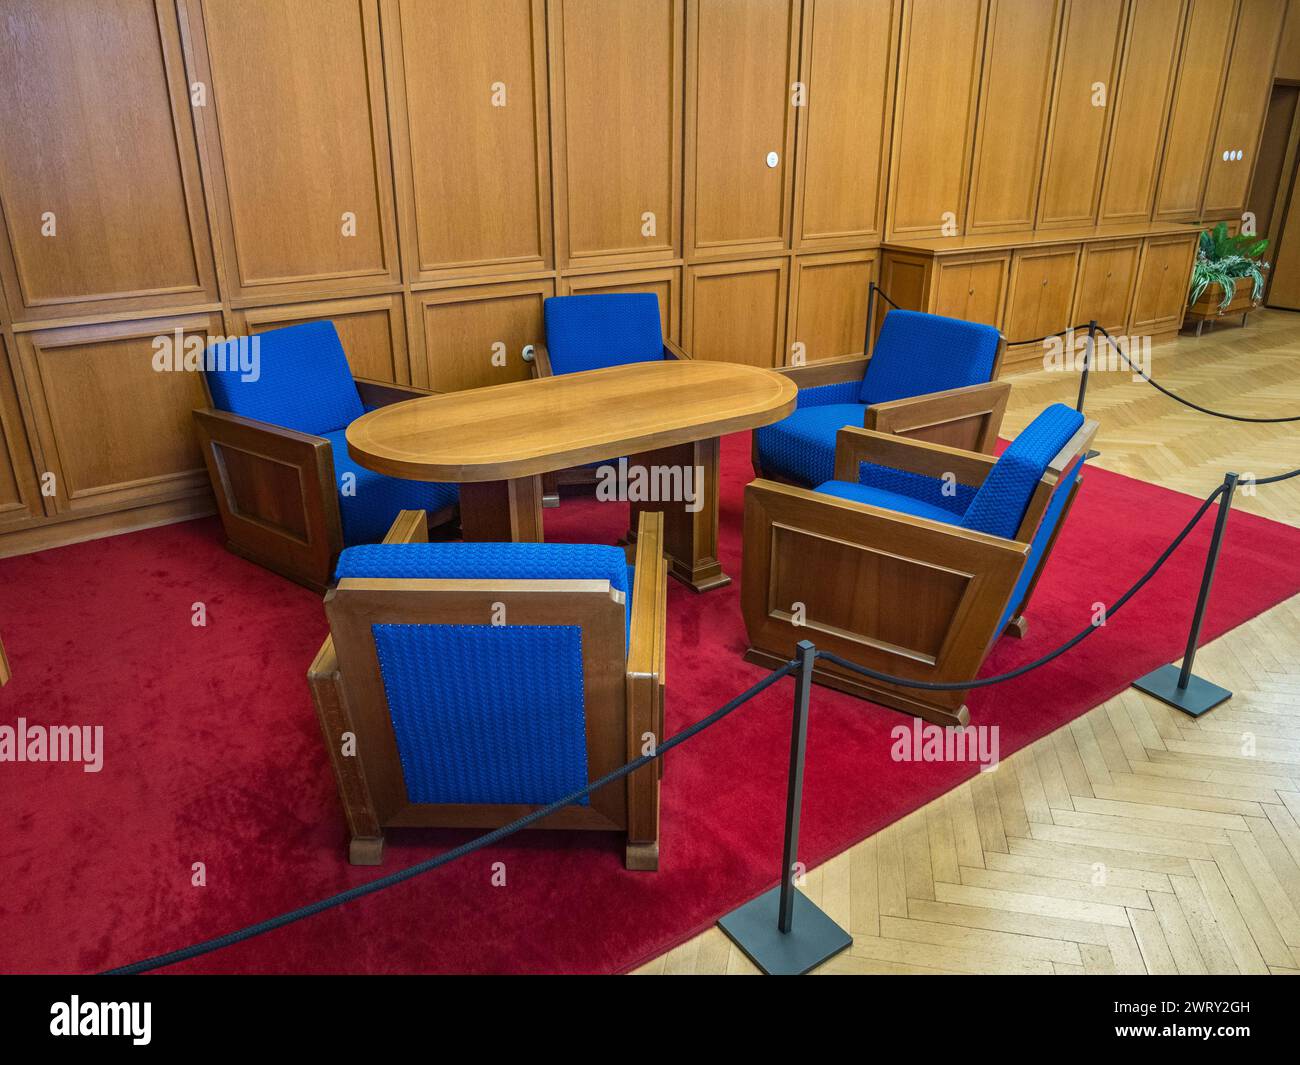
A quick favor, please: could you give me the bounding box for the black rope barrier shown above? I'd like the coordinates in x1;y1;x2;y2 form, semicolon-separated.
101;659;799;975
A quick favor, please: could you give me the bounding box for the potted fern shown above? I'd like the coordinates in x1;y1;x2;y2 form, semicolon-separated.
1185;221;1270;335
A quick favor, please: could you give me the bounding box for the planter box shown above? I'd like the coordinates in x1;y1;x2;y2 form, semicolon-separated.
1185;273;1264;327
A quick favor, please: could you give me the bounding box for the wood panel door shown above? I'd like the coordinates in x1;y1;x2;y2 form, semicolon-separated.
787;251;877;364
930;254;1011;328
0;0;218;323
231;295;409;385
1130;235;1198;334
386;0;552;282
966;0;1063;235
1202;0;1289;216
1003;246;1080;343
1153;0;1239;221
1098;0;1187;224
1072;239;1142;334
559;267;681;343
886;0;988;239
685;0;800;259
15;313;221;516
683;260;788;367
0;335;44;531
792;0;897;249
408;280;553;393
1036;0;1127;228
189;0;400;303
550;0;682;271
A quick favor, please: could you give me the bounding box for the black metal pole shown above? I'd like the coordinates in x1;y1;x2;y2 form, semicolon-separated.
1076;320;1096;413
1177;472;1238;690
863;281;878;360
778;640;816;934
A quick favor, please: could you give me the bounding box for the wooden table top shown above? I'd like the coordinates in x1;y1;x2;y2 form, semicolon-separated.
347;360;798;481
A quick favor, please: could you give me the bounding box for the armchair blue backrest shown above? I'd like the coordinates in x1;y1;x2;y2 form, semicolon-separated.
334;540;634;807
860;310;1002;405
205;320;363;436
543;293;666;374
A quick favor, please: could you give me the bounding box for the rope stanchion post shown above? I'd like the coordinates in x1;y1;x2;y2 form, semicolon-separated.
1076;319;1096;414
1133;471;1239;716
863;280;877;359
717;640;852;974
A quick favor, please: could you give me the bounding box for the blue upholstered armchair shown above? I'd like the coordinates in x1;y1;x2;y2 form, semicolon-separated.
309;508;668;870
526;293;690;504
194;321;458;591
755;309;1011;488
743;403;1096;727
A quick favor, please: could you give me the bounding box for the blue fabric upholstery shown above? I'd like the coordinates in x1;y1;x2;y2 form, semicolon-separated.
321;430;458;547
960;404;1084;539
371;622;590;807
860;310;1002;405
795;380;863;408
856;463;977;516
543;293;666;375
205;321;363;436
813;480;966;526
754;404;866;487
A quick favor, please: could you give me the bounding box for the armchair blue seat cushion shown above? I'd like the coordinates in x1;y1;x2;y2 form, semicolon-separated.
755;403;868;487
205;320;364;436
543;293;665;374
321;430;458;546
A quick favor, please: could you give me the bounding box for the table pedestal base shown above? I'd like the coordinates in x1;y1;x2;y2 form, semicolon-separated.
459;476;545;543
629;438;729;593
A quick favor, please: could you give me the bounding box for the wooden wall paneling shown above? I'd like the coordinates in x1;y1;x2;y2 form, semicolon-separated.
385;0;552;283
231;295;409;385
885;0;988;239
1280;0;1300;80
684;0;801;259
1003;244;1080;344
1264;144;1300;308
0;0;219;323
550;0;682;270
792;0;898;249
407;279;553;393
930;253;1011;328
1202;0;1290;216
0;333;44;530
683;258;788;367
187;0;400;303
787;250;877;363
1036;0;1128;228
1098;0;1188;224
965;0;1063;235
558;267;682;343
1129;234;1199;334
14;312;221;516
1072;238;1142;334
1153;0;1240;221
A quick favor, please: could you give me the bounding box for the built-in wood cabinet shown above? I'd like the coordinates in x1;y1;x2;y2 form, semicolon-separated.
684;259;788;367
966;0;1062;235
549;0;681;271
685;0;800;258
0;334;43;531
1098;0;1187;224
1130;234;1200;333
1004;246;1081;343
1037;0;1127;228
787;251;877;363
1202;0;1289;216
1153;0;1239;221
1072;239;1143;334
0;0;218;323
558;267;681;343
886;0;988;239
190;0;400;303
792;0;897;249
931;255;1011;328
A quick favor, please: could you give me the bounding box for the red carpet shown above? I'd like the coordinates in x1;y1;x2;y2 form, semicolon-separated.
1;432;1297;974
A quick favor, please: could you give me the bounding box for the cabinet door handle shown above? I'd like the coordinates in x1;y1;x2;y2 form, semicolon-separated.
1041;278;1048;286
968;288;975;296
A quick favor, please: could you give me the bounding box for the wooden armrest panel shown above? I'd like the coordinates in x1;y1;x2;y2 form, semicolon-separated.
354;377;437;408
865;380;1011;454
776;354;869;389
525;341;553;378
663;339;692;361
626;508;665;860
833;426;998;487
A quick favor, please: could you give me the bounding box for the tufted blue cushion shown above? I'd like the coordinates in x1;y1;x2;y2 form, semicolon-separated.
856;463;977;515
961;404;1084;539
795;379;863;408
544;293;666;375
860;310;1002;405
754;404;866;486
372;622;589;807
813;480;966;526
205;321;364;436
321;430;458;547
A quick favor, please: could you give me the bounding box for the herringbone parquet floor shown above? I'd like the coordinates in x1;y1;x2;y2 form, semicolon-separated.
636;308;1300;976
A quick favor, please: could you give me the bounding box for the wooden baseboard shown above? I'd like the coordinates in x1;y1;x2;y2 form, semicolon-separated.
0;495;215;558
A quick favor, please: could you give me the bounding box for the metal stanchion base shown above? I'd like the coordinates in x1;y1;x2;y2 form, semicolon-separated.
717;886;852;975
1133;664;1232;718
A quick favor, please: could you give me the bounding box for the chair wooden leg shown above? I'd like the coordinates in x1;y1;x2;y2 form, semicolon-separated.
1003;615;1028;639
625;841;659;871
349;835;385;865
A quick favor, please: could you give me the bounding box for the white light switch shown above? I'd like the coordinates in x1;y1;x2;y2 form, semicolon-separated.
766;151;779;168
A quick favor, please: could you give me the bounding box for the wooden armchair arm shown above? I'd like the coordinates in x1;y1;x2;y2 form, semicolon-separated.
0;635;9;687
193;405;331;450
626;508;666;861
775;354;869;389
627;509;666;682
865;380;1011;454
523;341;553;378
663;339;692;360
832;426;998;486
354;376;438;409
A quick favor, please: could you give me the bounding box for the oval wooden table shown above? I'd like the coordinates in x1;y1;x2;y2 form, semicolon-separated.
347;360;797;591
